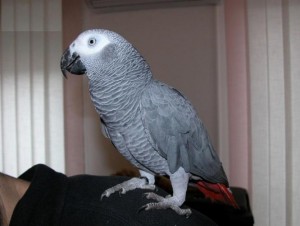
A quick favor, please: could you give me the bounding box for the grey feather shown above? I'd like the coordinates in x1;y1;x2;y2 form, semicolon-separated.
61;28;229;185
141;80;228;185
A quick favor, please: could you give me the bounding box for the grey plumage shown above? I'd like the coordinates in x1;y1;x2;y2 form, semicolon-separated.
141;80;228;184
61;29;237;216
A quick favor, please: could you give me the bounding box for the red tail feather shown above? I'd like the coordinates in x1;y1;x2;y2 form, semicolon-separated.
196;181;239;209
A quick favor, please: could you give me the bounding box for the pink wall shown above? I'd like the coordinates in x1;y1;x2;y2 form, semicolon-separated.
224;0;250;189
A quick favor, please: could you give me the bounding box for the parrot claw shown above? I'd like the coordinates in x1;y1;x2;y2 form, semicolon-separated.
100;192;110;201
118;188;126;196
137;204;148;213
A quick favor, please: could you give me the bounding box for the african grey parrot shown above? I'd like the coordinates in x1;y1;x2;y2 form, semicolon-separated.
60;29;238;216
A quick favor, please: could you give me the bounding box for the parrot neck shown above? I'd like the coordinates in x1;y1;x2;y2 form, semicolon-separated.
88;63;153;128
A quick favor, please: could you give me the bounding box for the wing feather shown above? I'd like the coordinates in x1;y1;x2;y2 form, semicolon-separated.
141;80;228;184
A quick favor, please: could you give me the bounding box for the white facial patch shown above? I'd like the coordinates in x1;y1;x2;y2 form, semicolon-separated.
70;33;111;57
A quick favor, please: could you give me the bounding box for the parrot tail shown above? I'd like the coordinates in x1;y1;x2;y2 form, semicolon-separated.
196;181;239;209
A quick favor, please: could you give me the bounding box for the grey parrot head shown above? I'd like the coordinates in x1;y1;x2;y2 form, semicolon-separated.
60;29;130;78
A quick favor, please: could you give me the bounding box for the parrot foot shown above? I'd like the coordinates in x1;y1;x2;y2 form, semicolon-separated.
141;192;192;217
100;177;156;200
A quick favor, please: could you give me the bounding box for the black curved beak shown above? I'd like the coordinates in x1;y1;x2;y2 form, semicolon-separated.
60;48;86;78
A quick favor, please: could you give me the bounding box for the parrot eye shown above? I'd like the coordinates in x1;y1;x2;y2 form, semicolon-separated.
88;38;97;46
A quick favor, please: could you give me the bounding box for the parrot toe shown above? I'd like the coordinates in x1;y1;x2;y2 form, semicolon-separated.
100;191;110;200
100;177;156;201
141;192;192;217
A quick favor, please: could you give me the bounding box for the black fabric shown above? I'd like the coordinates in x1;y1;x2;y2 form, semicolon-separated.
185;188;255;226
10;164;217;226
